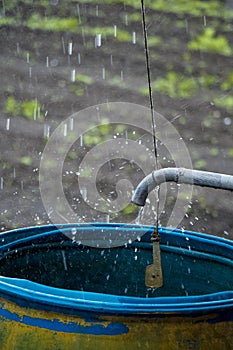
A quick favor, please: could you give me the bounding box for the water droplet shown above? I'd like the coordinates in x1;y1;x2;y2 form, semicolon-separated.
132;31;136;44
68;41;73;55
43;124;50;138
102;67;106;79
114;25;117;37
224;117;231;126
50;58;58;67
63;123;67;136
6;118;10;130
95;34;102;47
203;15;207;26
71;69;76;82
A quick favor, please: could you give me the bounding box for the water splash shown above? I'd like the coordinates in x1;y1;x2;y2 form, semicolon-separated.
135;207;144;225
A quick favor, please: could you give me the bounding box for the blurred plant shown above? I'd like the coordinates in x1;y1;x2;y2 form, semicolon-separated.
213;95;233;111
188;27;232;56
5;96;43;121
221;71;233;91
27;14;79;32
141;72;198;98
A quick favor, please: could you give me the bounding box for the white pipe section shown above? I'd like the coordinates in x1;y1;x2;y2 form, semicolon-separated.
132;167;233;206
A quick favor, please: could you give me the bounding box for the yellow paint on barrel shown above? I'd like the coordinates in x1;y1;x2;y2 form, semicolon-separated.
0;297;232;350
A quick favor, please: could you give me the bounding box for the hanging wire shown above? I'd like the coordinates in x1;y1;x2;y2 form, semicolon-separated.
140;0;160;236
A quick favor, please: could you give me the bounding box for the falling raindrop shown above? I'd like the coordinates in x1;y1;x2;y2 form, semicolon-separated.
46;56;49;67
29;66;32;79
110;55;113;66
26;52;30;63
68;41;73;55
16;42;20;54
33;107;37;121
6;118;10;130
78;53;81;64
61;36;66;54
43;124;50;138
61;251;68;270
185;18;188;33
70;118;74;131
203;15;207;26
102;67;106;79
38;106;41;120
81;28;86;46
0;178;3;190
132;31;136;44
64;123;67;136
80;134;83;147
114;25;117;37
71;69;76;82
125;14;128;25
96;5;99;16
95;34;102;47
120;70;124;80
77;4;81;23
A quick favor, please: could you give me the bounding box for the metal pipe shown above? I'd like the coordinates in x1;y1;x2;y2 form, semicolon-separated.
132;167;233;206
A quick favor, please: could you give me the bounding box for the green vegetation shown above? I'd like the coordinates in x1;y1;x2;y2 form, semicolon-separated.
214;95;233;111
0;17;14;26
5;96;43;121
188;28;232;56
141;72;197;98
228;148;233;158
20;156;32;166
75;74;93;85
27;14;79;32
194;159;207;169
221;72;233;91
140;71;218;99
83;26;132;42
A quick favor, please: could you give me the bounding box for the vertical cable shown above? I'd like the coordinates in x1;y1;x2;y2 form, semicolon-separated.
141;0;160;235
